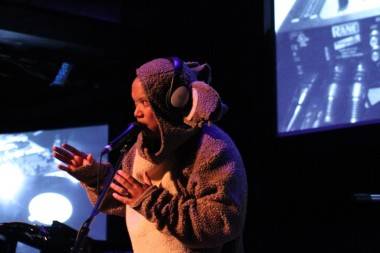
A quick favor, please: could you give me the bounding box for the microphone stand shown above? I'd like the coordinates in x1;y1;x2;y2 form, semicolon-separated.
71;143;132;253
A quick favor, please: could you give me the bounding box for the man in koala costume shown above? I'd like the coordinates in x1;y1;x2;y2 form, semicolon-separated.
53;57;248;253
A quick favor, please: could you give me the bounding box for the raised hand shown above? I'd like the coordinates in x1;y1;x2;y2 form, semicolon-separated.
52;143;95;173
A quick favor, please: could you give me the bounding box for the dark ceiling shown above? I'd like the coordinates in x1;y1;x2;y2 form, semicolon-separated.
0;0;125;87
0;0;254;133
0;0;250;89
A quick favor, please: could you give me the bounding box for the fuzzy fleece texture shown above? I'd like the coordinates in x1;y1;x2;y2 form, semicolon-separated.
82;125;247;253
78;57;248;252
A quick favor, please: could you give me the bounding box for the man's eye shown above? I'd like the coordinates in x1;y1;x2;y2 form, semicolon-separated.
142;100;150;106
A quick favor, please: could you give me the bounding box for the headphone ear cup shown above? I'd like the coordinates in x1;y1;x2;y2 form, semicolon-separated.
170;85;190;108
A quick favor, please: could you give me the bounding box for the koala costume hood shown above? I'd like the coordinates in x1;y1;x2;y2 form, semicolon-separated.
135;57;226;164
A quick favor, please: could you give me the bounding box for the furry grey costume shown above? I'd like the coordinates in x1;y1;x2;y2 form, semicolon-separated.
76;58;248;252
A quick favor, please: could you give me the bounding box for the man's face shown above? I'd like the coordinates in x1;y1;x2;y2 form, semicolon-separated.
131;78;159;137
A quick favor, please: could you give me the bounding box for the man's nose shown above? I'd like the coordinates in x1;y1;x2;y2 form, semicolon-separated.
134;107;143;118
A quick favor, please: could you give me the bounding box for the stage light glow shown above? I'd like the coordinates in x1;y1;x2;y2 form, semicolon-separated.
0;125;108;240
28;192;73;225
45;170;80;184
0;163;25;202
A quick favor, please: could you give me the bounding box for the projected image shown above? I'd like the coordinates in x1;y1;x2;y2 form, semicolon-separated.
275;0;380;134
0;125;108;242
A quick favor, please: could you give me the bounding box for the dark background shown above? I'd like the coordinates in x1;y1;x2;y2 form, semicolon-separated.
1;0;380;252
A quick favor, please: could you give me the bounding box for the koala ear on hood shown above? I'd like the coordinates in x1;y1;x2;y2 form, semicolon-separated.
183;81;228;128
185;62;212;84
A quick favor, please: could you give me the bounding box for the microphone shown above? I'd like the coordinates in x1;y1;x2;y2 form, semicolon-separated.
101;122;142;155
